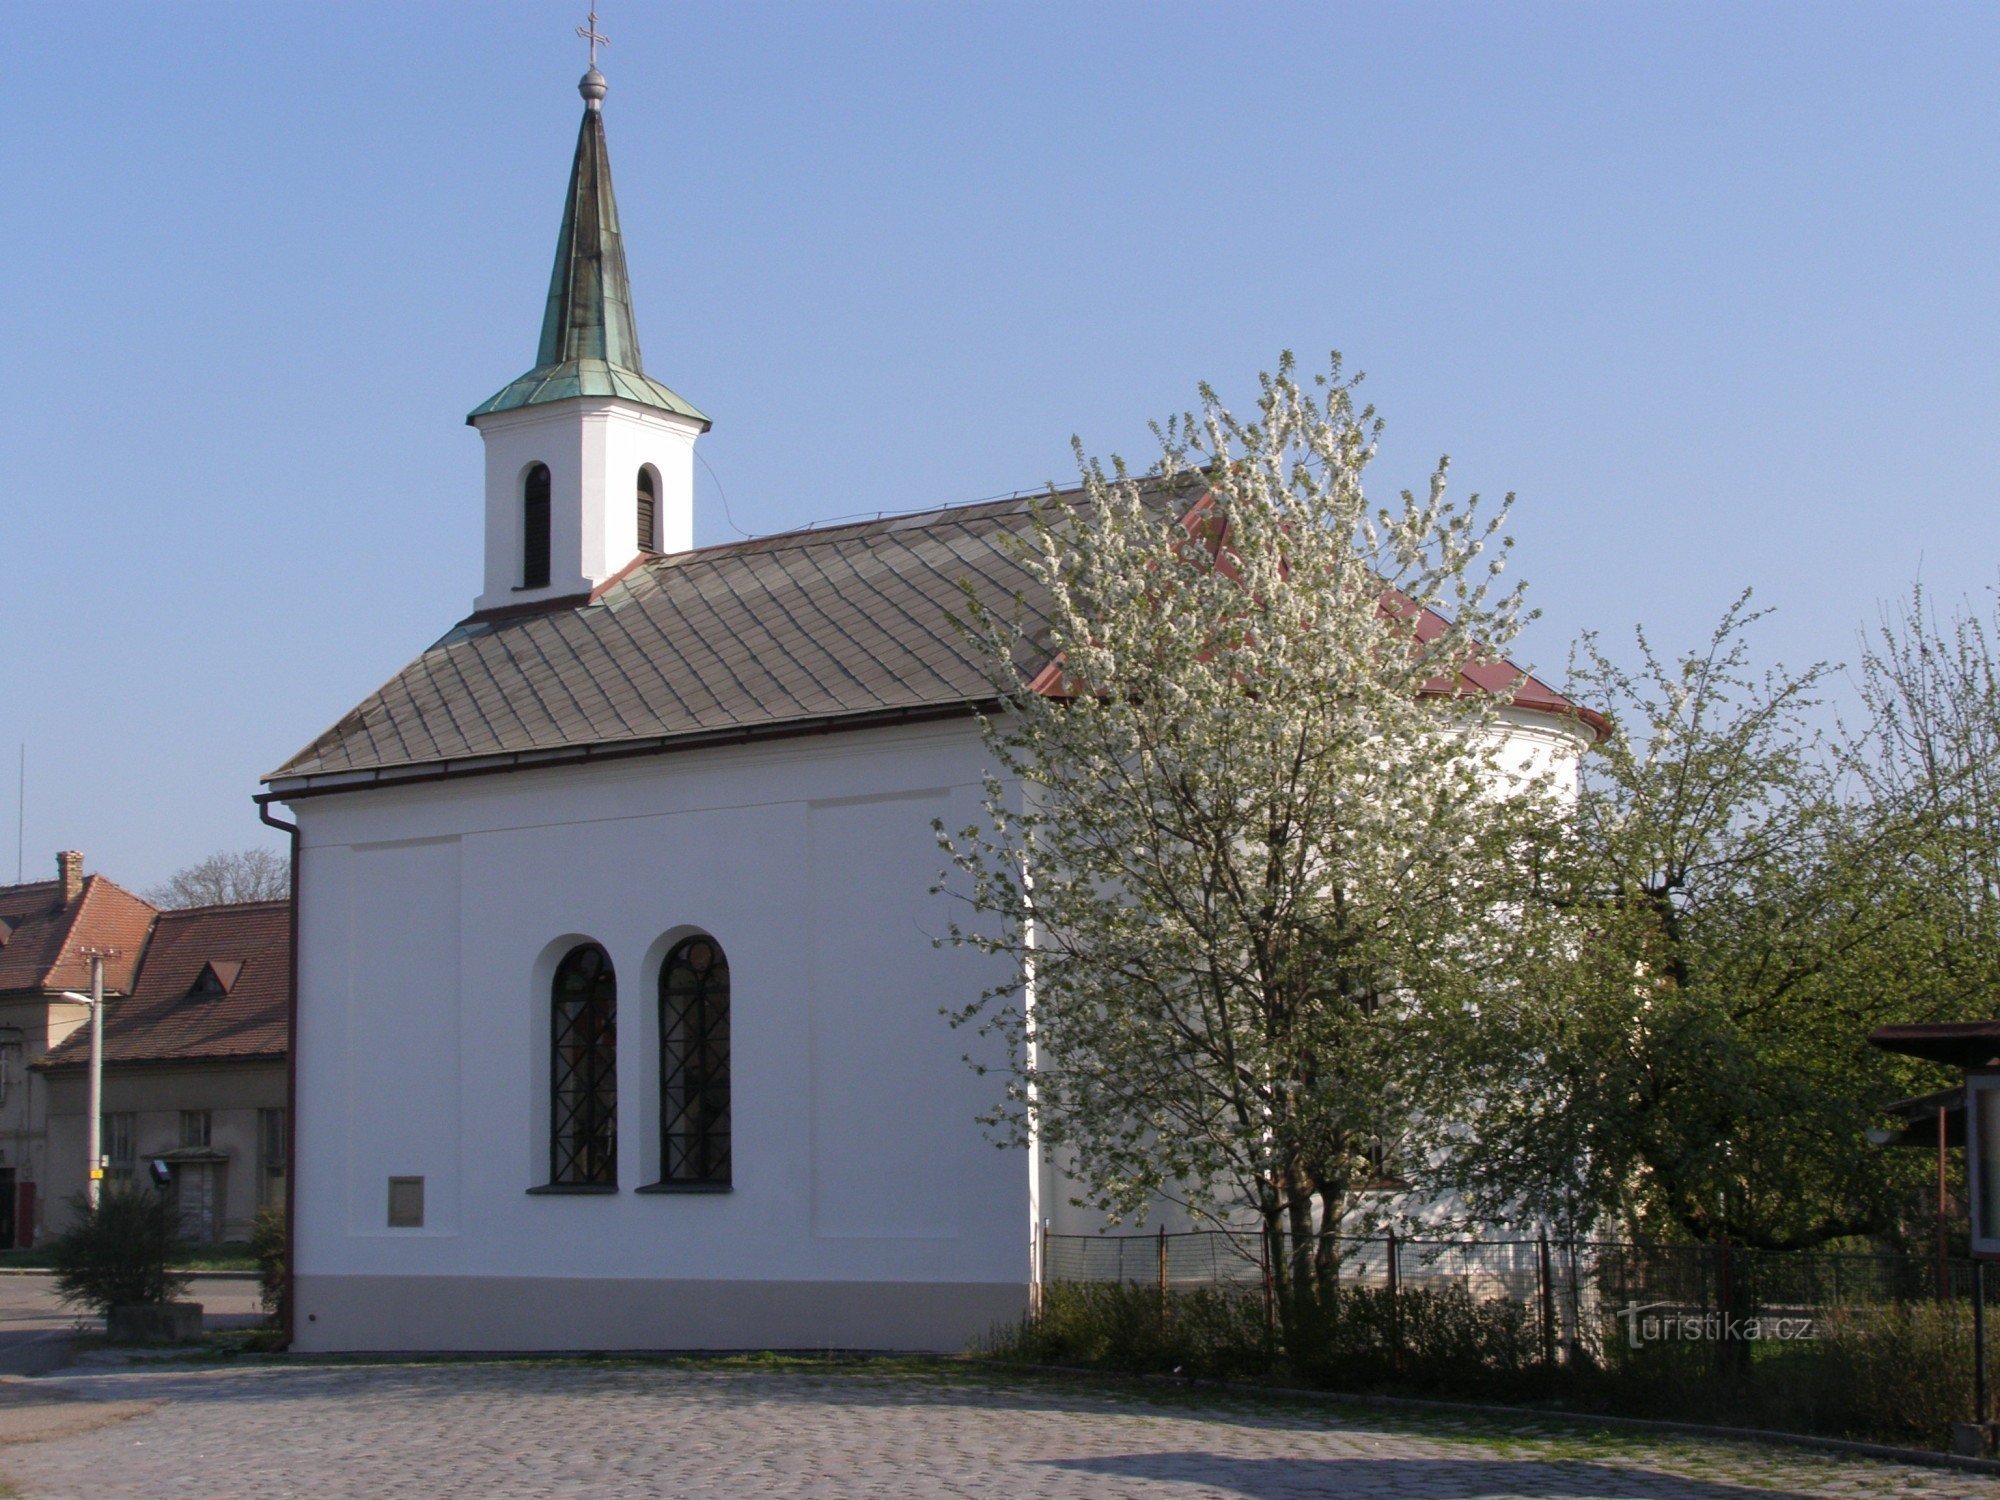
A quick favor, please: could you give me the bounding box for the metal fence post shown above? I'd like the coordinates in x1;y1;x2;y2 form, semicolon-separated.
1035;1220;1048;1320
1977;1258;1989;1426
1537;1229;1557;1372
1714;1236;1736;1377
1386;1229;1402;1377
1259;1228;1276;1345
1157;1225;1168;1332
1940;1103;1952;1303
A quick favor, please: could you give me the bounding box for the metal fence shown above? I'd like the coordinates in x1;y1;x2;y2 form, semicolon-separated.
1040;1225;1993;1365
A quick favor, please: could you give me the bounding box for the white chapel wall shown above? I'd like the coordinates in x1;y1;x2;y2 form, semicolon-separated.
287;719;1025;1314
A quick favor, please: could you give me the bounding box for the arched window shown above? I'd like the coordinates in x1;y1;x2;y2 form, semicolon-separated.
522;463;552;590
658;935;729;1186
550;942;616;1186
636;466;659;555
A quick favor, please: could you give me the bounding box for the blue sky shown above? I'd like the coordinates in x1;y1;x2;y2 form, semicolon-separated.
4;2;1997;890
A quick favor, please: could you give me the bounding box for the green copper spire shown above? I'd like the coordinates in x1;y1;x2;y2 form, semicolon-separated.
470;69;709;427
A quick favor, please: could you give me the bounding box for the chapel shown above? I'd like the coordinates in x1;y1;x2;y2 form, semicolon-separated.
261;62;1596;1352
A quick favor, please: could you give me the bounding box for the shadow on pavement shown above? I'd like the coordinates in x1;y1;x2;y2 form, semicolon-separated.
1042;1450;1841;1499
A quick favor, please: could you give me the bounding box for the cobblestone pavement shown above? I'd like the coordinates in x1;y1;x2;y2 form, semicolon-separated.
3;1360;1997;1499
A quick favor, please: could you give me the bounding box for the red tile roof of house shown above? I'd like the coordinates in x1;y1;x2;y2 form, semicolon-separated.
0;875;155;997
40;900;289;1070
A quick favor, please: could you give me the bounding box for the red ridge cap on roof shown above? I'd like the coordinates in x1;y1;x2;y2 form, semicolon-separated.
1028;492;1609;741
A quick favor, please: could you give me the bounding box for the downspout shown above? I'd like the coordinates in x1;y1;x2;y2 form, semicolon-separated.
257;798;300;1348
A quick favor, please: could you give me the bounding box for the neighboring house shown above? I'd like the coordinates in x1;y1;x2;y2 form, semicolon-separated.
261;63;1599;1354
0;853;155;1246
40;899;290;1244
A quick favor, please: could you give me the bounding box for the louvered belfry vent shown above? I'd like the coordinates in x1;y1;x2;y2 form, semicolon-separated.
523;464;553;590
637;467;658;554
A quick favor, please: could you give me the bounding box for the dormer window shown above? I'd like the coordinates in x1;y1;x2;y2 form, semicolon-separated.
637;466;659;554
189;960;242;999
523;463;552;589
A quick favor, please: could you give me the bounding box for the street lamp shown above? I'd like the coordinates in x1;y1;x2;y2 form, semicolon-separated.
58;950;108;1210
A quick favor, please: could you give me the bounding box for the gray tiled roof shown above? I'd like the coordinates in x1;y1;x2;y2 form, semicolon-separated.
266;490;1083;785
267;477;1599;789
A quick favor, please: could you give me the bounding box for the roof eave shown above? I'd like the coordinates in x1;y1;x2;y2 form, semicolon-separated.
466;365;711;428
261;699;1000;803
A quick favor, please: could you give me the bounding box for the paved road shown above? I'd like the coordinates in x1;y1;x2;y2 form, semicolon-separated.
0;1361;1993;1499
0;1274;262;1333
0;1275;264;1375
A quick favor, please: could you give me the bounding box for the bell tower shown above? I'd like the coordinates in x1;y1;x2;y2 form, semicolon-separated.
468;62;710;613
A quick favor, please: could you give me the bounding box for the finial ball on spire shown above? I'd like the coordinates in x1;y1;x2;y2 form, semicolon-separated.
579;67;608;105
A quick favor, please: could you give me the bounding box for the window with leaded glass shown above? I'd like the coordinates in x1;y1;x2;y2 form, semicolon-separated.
550;943;617;1187
657;935;730;1187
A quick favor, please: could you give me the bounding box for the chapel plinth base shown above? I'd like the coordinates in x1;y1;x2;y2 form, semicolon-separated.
289;1274;1029;1354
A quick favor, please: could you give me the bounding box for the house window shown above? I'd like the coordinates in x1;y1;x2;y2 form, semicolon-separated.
550;943;617;1187
522;463;552;590
637;466;659;554
180;1111;211;1149
101;1112;135;1183
658;935;730;1186
0;1041;21;1108
258;1108;287;1207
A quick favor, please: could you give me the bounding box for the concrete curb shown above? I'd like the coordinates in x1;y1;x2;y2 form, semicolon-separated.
1004;1361;2000;1479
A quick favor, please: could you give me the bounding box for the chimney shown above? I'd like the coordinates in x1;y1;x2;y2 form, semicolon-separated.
57;851;84;907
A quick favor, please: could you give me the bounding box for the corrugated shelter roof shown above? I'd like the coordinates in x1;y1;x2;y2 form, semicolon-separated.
1870;1020;2000;1069
267;481;1602;789
41;901;289;1070
0;875;154;997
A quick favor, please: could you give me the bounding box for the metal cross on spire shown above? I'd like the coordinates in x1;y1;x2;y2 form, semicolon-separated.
577;9;609;69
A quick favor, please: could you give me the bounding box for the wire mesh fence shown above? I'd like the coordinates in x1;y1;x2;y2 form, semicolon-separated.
1023;1227;1996;1445
1039;1225;1993;1361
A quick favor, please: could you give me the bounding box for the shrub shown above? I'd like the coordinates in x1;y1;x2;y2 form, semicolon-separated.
248;1204;286;1320
1574;1296;1976;1448
986;1282;1272;1380
986;1277;1984;1452
1768;1302;1974;1447
990;1279;1536;1395
1286;1283;1540;1396
47;1185;190;1314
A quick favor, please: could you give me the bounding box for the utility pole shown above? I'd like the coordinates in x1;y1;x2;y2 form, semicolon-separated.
61;949;113;1209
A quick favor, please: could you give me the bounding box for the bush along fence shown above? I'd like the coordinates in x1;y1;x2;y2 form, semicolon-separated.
998;1226;1994;1451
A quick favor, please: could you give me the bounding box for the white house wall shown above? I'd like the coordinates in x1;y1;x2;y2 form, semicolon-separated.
283;719;1028;1353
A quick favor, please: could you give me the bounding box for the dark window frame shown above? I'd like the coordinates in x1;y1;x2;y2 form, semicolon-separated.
522;463;552;590
547;942;618;1189
637;466;659;555
652;934;731;1189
